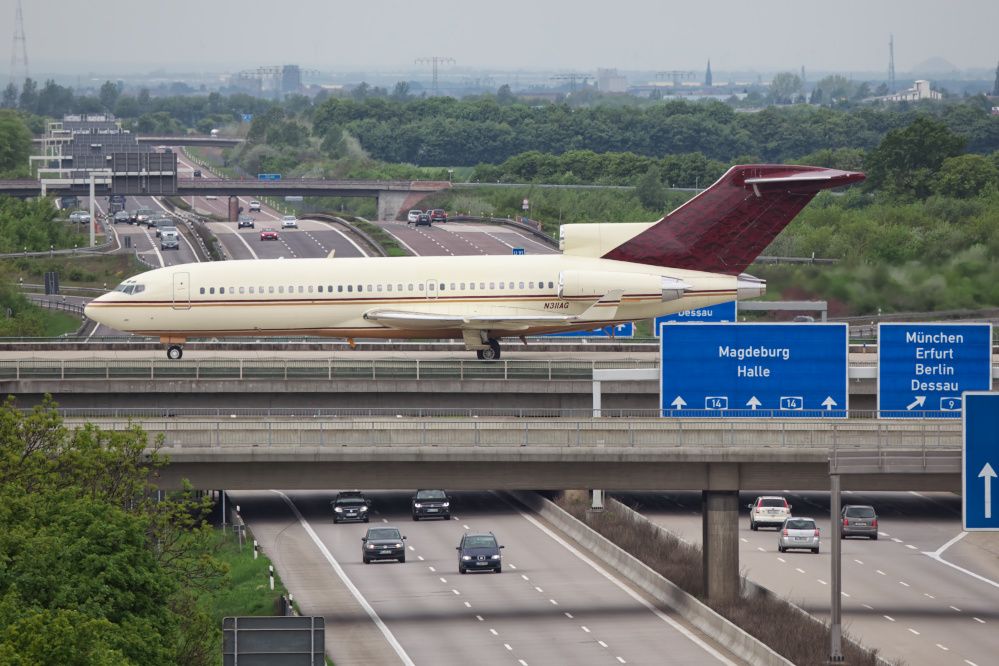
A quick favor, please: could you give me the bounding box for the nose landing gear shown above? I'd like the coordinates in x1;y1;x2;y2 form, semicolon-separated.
166;345;183;360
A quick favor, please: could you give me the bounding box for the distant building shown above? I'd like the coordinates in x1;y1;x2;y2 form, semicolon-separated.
705;60;712;87
878;79;941;102
596;69;628;93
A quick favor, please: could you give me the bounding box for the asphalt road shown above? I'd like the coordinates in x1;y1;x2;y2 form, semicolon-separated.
378;220;556;257
618;490;999;666
229;490;743;666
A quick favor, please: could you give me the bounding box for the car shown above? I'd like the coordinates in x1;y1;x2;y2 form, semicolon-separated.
429;208;447;223
132;208;155;225
406;209;422;224
412;489;451;521
361;526;406;563
150;218;173;234
331;491;370;523
160;230;180;251
112;210;130;225
248;200;262;212
68;210;91;223
841;505;878;539
205;195;217;200
155;224;178;239
748;495;791;531
259;228;279;241
777;517;820;554
193;169;202;177
415;212;431;227
281;215;298;229
457;531;504;574
238;214;255;229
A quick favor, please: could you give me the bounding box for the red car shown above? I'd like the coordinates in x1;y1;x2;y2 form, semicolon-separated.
259;228;279;240
429;209;447;223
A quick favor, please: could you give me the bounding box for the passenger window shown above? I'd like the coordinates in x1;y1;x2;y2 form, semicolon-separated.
498;282;504;290
338;285;343;292
347;285;353;292
298;286;304;294
529;282;535;289
249;286;255;294
397;284;403;291
489;282;495;289
308;286;313;293
469;283;475;290
548;281;554;289
209;287;215;294
387;284;392;292
519;281;525;289
229;287;235;294
450;283;456;290
376;284;382;292
278;286;284;294
317;285;323;293
439;283;446;291
200;287;205;294
268;286;274;294
239;286;245;294
418;283;424;292
328;285;333;292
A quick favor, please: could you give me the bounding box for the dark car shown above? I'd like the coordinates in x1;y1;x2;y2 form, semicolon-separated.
238;214;255;229
362;526;406;563
457;531;503;574
112;210;130;225
332;491;370;523
842;505;878;539
412;489;451;521
415;212;431;227
429;208;447;223
150;217;173;234
132;208;155;225
193;169;202;177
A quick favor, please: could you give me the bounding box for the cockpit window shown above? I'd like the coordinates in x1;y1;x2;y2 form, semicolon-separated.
112;283;145;295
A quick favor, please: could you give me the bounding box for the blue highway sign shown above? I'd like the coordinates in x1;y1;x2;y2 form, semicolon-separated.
242;113;254;122
963;392;999;531
660;323;848;417
547;322;634;338
878;323;992;418
512;247;525;255
655;301;737;336
257;173;282;181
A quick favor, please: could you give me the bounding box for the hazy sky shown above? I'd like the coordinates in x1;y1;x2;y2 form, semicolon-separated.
3;0;997;76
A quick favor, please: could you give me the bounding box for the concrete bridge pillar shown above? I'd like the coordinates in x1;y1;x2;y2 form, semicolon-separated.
376;191;411;222
702;489;740;603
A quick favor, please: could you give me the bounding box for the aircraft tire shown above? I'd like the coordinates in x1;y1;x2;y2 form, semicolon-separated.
478;339;501;361
167;345;183;360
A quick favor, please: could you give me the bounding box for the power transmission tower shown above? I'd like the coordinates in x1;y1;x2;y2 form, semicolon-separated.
550;73;591;93
8;0;29;88
656;70;696;90
415;56;455;96
888;34;896;93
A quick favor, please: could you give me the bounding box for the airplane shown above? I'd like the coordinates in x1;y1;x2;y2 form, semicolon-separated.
84;164;865;360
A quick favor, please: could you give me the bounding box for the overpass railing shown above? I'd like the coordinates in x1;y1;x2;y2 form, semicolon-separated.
0;358;656;381
70;417;960;451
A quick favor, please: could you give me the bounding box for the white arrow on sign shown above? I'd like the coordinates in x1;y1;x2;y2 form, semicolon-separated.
907;396;926;410
822;396;837;411
980;463;997;519
671;396;687;410
747;396;761;410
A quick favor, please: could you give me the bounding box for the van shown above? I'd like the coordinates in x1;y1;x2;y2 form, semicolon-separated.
160;230;180;251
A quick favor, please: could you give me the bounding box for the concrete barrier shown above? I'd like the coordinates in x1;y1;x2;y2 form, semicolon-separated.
506;490;793;666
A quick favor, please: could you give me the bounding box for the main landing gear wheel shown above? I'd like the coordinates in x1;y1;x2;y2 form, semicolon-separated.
166;345;183;360
476;339;501;361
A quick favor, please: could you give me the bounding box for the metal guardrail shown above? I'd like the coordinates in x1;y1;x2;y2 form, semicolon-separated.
0;358;656;381
26;297;86;316
69;417;961;451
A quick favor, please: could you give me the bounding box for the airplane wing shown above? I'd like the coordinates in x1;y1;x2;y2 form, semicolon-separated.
364;290;625;332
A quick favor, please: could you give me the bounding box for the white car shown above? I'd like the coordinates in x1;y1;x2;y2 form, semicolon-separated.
248;200;262;212
69;210;91;223
748;495;791;531
281;215;298;229
406;209;422;224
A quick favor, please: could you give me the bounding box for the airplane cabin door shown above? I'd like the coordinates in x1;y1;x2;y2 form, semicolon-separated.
425;278;439;300
172;272;191;310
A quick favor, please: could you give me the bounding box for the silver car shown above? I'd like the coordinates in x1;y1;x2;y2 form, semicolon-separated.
842;505;878;539
777;517;820;554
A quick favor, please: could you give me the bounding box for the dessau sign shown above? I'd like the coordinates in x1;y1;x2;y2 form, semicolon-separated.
654;301;737;336
963;392;999;531
660;323;848;417
878;323;992;418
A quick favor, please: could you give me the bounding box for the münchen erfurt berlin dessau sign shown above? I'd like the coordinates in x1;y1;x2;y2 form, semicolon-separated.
878;323;992;418
660;323;848;417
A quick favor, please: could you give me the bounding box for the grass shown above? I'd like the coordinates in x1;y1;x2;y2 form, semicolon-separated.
39;309;83;336
557;492;889;666
1;253;148;290
206;527;288;619
351;218;410;257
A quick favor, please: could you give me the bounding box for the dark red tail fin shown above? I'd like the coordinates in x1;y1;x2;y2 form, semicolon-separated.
601;164;865;275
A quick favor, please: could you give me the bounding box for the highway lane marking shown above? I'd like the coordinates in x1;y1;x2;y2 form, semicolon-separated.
966;660;980;666
489;628;498;636
908;628;920;635
777;557;786;563
504;643;513;651
521;574;530;581
564;612;574;619
883;615;896;622
598;640;608;648
518;660;528;666
905;544;918;550
439;577;447;583
891;538;903;543
876;569;887;576
417;555;424;561
923;593;935;599
936;644;949;651
507;499;738;665
739;538;748;543
221;226;260;259
376;223;419;255
617;658;627;664
428;566;436;572
581;626;591;633
534;586;544;593
476;615;484;621
899;581;910;587
549;599;558;605
795;568;806;574
950;605;962;612
452;589;460;595
464;601;471;608
462;524;470;529
756;547;765;552
841;592;850;598
879;532;890;537
317;218;369;257
923;532;999;590
863;604;874;610
509;564;517;569
139;226;165;267
817;579;827;585
269;491;415;666
854;559;864;565
973;617;985;623
408;546;415;551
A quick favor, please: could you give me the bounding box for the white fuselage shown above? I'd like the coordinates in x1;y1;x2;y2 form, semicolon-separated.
85;254;743;342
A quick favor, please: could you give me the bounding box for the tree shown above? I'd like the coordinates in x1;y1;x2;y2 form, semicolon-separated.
993;60;999;97
934;154;999;198
99;80;121;111
496;84;516;106
635;165;668;210
768;72;802;105
390;81;411;102
0;110;32;176
18;77;37;112
864;116;966;199
1;83;16;108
